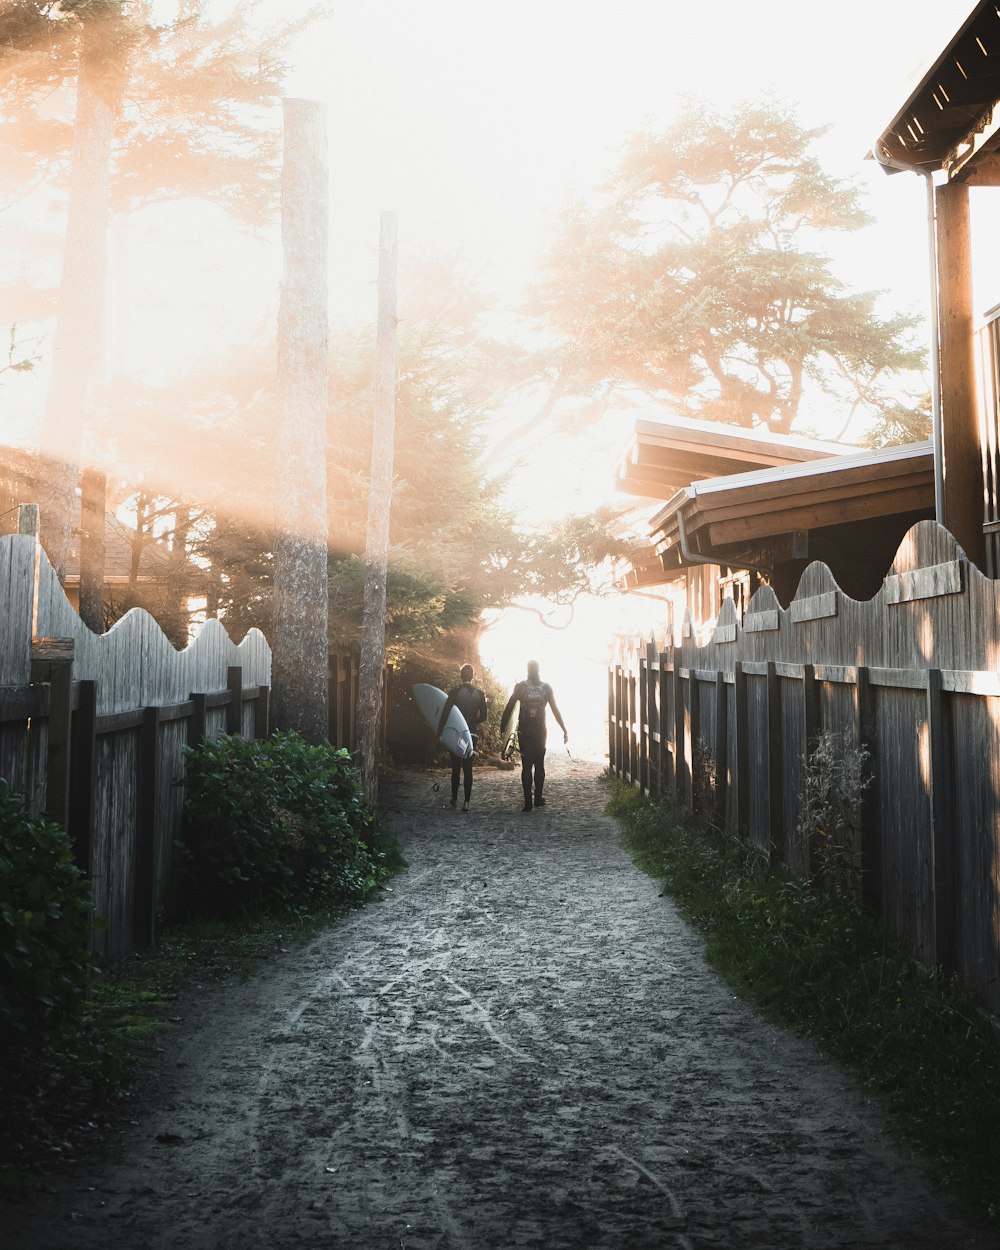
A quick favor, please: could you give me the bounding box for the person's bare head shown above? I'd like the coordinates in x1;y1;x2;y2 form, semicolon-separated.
527;660;540;680
460;664;475;683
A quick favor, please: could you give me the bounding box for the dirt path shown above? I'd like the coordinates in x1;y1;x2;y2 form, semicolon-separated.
4;757;995;1249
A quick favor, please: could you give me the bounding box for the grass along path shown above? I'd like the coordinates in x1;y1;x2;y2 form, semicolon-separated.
606;780;1000;1228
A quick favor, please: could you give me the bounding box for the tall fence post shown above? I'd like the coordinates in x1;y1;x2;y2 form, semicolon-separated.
226;665;243;736
646;639;658;797
734;661;749;838
658;651;670;796
927;668;956;971
254;684;271;741
69;678;98;874
713;670;728;829
30;637;74;832
802;663;820;874
672;646;684;805
135;704;162;948
638;649;649;794
610;665;617;770
856;666;881;916
766;661;784;864
689;670;701;814
188;692;208;748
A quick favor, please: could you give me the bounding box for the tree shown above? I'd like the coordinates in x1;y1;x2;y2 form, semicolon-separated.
0;0;315;574
531;99;927;438
270;98;329;743
357;212;398;803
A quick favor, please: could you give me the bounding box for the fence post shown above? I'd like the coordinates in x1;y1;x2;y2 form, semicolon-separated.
610;665;617;770
672;646;684;805
69;679;98;873
659;651;670;797
646;640;659;798
628;664;638;786
638;652;648;794
856;666;881;916
927;668;956;971
689;670;701;814
713;670;728;829
254;684;271;741
734;661;749;837
226;665;243;736
188;692;208;747
802;663;820;875
766;661;784;863
31;637;74;832
135;704;162;948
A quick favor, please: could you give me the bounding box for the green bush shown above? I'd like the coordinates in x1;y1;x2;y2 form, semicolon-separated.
0;779;93;1044
179;731;386;917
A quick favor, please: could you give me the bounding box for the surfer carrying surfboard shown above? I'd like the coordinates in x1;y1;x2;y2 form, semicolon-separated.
436;665;488;811
500;660;568;812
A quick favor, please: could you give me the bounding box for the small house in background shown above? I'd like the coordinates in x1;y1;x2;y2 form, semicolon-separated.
615;411;935;642
0;444;196;639
61;509;176;622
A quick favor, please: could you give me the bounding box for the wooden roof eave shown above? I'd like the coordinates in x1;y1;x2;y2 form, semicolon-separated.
871;1;1000;178
647;444;934;565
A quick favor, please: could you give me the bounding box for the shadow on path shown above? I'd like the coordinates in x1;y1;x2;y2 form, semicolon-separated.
3;756;995;1249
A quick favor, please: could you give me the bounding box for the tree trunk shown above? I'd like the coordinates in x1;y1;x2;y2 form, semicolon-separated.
37;20;118;580
270;98;330;742
357;211;399;806
78;467;107;633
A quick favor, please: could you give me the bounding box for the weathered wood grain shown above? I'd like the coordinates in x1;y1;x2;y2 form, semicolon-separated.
610;519;1000;1017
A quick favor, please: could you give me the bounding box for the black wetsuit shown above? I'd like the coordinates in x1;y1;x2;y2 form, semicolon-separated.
439;682;487;802
502;678;562;809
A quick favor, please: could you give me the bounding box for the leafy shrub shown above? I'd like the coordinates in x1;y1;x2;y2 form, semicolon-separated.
796;730;870;904
0;779;93;1045
179;731;385;917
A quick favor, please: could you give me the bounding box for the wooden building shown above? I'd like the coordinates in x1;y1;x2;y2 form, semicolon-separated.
619;1;1000;636
616;411;934;640
872;0;1000;574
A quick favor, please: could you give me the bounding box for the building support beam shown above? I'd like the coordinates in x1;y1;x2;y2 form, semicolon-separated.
934;182;987;569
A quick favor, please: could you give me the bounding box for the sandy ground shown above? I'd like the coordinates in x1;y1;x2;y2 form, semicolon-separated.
3;755;997;1250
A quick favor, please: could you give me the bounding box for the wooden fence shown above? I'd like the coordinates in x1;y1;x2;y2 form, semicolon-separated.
609;520;1000;1020
328;651;391;754
0;517;271;962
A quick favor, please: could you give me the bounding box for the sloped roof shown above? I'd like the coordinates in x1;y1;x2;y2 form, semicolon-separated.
63;512;174;585
872;2;1000;179
616;412;852;500
651;441;935;570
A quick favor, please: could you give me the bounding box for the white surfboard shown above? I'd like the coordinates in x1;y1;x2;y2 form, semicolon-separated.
500;699;519;760
412;684;475;759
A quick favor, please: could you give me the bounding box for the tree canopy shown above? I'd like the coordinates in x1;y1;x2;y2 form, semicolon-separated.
531;99;928;439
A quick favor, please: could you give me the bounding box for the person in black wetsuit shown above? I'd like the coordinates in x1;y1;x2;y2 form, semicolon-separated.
437;665;488;811
500;660;568;812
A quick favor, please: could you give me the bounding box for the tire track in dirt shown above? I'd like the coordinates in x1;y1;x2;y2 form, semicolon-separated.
3;756;996;1249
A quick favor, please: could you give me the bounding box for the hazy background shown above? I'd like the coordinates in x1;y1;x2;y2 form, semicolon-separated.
2;0;990;750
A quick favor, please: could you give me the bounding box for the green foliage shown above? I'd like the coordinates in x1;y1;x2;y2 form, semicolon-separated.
607;780;1000;1221
329;556;479;659
0;779;93;1046
180;731;387;917
796;730;870;901
533;97;928;437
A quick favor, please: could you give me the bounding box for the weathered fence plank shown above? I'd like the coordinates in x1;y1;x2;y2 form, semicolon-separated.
0;533;273;964
608;520;1000;1019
